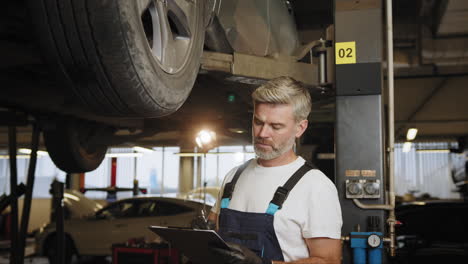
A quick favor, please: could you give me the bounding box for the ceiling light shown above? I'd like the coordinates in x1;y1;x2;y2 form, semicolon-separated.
18;148;31;154
416;149;450;153
0;155;44;159
228;128;247;134
317;153;335;160
406;128;418;141
175;153;205;157
195;129;217;152
18;148;48;156
402;142;412;153
199;130;213;144
132;146;154;153
175;152;255;157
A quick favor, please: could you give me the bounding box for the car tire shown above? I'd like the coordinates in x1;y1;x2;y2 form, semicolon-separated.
43;119;109;173
45;235;77;264
29;0;205;117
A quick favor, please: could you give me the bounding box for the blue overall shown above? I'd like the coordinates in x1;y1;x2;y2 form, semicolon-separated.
218;160;315;262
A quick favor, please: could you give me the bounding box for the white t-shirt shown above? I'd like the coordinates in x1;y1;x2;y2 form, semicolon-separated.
211;157;342;262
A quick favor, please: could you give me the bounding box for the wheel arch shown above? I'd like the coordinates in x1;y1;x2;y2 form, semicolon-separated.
43;231;80;256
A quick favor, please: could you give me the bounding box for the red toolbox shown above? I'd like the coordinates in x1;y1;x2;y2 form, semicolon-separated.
112;243;179;264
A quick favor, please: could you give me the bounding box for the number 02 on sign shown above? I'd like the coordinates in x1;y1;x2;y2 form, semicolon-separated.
335;41;356;64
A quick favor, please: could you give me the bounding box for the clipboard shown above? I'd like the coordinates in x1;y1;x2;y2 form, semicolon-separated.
149;225;230;264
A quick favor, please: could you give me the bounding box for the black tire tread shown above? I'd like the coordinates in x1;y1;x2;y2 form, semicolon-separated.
43;119;108;173
61;0;122;112
45;234;77;264
30;0;204;117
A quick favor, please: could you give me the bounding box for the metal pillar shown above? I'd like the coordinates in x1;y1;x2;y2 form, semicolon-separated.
1;111;29;264
334;0;388;263
67;173;81;191
8;126;19;264
51;180;65;264
108;157;117;201
178;147;195;194
18;125;40;263
196;155;202;189
133;154;139;196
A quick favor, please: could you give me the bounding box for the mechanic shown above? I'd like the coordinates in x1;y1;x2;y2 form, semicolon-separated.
208;76;343;264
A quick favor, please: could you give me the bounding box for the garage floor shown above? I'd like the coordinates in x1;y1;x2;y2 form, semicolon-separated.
0;255;110;264
0;239;110;264
0;256;47;264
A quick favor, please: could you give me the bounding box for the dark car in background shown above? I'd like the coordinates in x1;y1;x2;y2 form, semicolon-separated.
394;200;468;263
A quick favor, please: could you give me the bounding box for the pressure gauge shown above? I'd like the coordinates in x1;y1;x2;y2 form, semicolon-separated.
367;234;381;248
363;180;380;198
347;182;362;195
345;180;364;198
364;182;379;195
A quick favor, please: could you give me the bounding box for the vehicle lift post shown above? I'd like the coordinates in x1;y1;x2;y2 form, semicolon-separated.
8;121;19;264
334;0;396;263
18;124;41;263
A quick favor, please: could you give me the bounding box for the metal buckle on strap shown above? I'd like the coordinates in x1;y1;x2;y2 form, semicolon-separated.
271;187;289;209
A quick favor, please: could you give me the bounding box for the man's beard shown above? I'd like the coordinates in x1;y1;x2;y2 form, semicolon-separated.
253;136;296;161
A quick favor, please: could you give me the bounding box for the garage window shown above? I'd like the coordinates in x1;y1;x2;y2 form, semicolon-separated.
84;147;180;199
137;200;192;217
0;145;258;199
98;201;138;219
195;145;255;188
395;142;460;199
0;154;65;198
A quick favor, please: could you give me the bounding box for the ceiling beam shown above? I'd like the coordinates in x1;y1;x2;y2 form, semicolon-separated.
395;77;449;137
431;0;449;36
396;119;468;124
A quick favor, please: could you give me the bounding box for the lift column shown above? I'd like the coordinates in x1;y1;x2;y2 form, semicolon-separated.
334;0;388;263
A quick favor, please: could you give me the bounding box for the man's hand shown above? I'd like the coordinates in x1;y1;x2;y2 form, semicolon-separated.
211;242;270;264
190;216;216;230
208;212;218;231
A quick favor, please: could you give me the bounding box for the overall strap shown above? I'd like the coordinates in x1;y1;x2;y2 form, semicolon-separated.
266;162;316;215
220;159;252;208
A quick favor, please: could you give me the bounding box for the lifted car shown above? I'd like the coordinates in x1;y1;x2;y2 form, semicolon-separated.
2;0;305;173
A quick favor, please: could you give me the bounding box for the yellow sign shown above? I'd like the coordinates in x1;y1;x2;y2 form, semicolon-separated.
335;42;356;64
